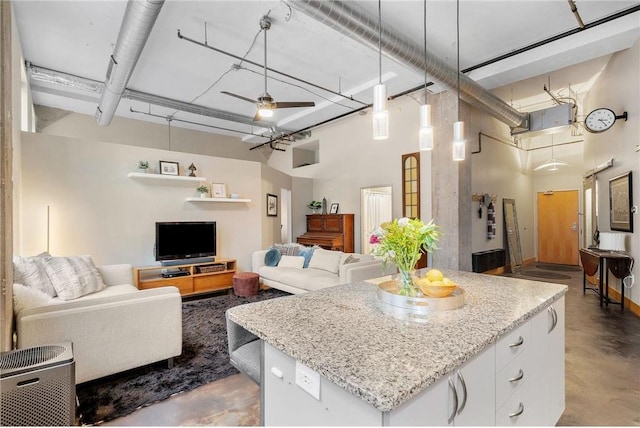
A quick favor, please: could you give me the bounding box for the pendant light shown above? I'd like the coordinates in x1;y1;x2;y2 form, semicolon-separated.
452;0;465;161
373;0;389;140
533;135;570;171
419;0;434;151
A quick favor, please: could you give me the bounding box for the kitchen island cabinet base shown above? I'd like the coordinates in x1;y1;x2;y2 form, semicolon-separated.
260;297;565;426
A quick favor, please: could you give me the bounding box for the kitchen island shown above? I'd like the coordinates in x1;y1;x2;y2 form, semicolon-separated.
226;269;567;426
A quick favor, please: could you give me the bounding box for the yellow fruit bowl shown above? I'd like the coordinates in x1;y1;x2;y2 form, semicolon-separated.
416;269;458;298
419;283;458;298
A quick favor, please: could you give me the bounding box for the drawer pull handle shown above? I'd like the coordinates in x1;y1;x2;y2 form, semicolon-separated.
548;306;558;333
509;336;524;348
270;367;284;379
509;402;524;418
509;369;524;382
456;371;468;414
448;377;458;424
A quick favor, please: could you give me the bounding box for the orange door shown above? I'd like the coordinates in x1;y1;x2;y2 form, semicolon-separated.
537;190;579;265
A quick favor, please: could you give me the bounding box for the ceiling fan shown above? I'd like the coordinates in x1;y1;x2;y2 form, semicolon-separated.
221;15;315;121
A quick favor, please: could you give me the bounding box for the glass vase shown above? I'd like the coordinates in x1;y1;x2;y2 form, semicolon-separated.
397;269;418;296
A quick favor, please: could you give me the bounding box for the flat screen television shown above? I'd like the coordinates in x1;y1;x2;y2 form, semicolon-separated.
155;221;216;263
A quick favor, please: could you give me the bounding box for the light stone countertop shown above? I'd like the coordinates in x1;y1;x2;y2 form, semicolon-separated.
226;269;568;412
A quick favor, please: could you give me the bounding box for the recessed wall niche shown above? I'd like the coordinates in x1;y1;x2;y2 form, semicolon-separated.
292;140;319;168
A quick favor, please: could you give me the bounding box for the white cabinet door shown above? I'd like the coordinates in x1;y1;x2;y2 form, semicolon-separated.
386;375;451;426
453;344;496;426
263;342;382;426
390;344;495;426
530;297;565;426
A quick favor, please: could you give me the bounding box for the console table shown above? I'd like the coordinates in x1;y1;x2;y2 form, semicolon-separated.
134;259;236;296
579;248;633;311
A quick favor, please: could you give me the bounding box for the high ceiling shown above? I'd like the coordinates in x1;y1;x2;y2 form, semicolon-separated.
13;0;640;148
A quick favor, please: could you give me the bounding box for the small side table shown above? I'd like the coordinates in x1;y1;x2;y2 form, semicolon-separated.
579;248;633;311
233;272;260;297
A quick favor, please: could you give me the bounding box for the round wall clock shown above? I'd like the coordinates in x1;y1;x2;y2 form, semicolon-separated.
584;108;628;133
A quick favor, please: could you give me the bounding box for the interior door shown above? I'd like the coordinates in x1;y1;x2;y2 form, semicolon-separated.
537;190;579;265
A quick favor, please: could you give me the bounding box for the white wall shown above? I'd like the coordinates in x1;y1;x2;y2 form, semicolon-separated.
267;95;433;253
469;115;535;260
583;39;640;306
19;132;263;271
40;112;267;163
260;165;293;248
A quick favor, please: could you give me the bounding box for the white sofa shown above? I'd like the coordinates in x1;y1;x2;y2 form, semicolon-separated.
14;262;182;384
252;248;396;294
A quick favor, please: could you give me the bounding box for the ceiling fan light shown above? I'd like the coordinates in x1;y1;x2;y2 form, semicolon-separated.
258;106;274;118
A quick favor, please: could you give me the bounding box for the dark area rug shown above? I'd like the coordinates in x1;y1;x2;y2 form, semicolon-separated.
76;288;289;425
520;270;572;280
536;263;582;272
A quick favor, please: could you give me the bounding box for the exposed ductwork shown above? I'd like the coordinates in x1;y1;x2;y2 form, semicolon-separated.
27;62;276;128
96;0;165;126
286;0;530;132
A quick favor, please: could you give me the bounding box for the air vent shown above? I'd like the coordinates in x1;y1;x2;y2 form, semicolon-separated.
512;104;575;137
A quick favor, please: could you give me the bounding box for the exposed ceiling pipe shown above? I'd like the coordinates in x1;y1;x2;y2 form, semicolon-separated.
567;0;585;28
96;0;165;126
286;0;529;131
27;62;276;128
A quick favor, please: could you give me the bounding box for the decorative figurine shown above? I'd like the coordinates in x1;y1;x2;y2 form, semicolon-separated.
187;163;197;177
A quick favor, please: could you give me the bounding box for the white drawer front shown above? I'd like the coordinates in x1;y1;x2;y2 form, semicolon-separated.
495;349;534;409
495;381;536;426
495;321;531;371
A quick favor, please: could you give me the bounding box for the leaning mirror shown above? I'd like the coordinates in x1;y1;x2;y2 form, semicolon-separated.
503;198;523;273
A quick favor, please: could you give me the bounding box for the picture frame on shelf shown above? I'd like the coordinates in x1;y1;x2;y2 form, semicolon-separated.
609;171;633;232
212;183;227;198
330;203;339;214
159;161;179;176
267;193;278;217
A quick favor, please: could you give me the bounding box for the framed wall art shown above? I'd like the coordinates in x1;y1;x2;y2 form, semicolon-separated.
212;183;227;198
330;203;339;214
267;193;278;217
609;171;633;232
159;161;179;176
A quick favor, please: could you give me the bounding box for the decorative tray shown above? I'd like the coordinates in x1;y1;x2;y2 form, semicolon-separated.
376;280;465;322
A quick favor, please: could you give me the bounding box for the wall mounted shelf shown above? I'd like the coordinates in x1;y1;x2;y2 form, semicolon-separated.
185;197;251;203
128;172;206;185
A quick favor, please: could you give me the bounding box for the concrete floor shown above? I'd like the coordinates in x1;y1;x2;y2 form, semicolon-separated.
104;266;640;426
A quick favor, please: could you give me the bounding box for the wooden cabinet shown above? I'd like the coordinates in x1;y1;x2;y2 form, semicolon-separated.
296;214;354;252
134;259;236;296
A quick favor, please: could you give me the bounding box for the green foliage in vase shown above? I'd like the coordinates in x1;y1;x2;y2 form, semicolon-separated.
196;185;209;193
369;217;441;295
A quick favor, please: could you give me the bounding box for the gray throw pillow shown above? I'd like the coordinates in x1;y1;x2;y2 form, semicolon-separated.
13;252;56;297
43;255;106;300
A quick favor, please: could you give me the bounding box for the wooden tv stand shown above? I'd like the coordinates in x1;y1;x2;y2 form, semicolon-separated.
133;258;236;296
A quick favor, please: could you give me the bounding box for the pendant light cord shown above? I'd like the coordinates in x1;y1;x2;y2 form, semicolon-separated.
423;0;428;99
456;0;461;120
378;0;382;84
